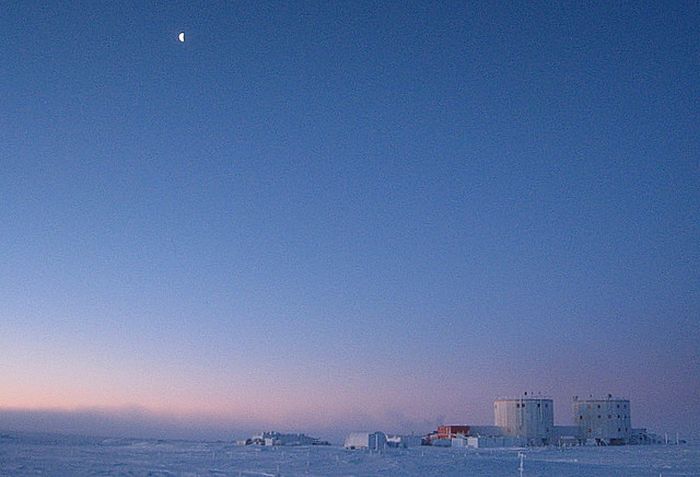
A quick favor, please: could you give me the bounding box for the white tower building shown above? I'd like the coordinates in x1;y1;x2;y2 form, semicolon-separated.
494;394;554;445
573;395;631;445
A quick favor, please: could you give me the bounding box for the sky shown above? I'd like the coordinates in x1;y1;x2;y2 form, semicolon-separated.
1;1;699;442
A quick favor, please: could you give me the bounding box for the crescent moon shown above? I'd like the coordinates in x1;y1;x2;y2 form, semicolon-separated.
178;32;185;43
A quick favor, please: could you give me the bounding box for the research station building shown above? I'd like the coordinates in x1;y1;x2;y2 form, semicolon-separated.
494;395;554;445
573;395;631;445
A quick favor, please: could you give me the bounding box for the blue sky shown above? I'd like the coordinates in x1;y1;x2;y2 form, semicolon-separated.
1;1;698;440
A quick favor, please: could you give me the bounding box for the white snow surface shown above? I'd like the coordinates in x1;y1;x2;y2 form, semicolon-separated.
1;431;699;476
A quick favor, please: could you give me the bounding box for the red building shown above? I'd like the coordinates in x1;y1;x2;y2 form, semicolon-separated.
435;425;471;440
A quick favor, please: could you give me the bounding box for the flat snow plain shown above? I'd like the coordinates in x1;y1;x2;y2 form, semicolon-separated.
1;431;699;476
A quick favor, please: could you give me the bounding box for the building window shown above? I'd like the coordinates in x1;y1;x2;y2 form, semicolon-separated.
598;415;601;419
537;403;540;408
597;405;601;409
608;415;612;419
618;428;621;432
579;416;583;420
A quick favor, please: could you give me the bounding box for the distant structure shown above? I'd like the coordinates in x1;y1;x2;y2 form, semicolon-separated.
345;391;665;450
434;425;471;440
629;428;665;445
427;425;503;441
239;431;327;446
386;434;423;448
573;395;631;445
344;432;387;450
452;435;525;448
420;391;662;448
494;394;554;446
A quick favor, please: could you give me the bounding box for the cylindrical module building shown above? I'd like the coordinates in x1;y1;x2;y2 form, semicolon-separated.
573;395;631;445
494;395;554;445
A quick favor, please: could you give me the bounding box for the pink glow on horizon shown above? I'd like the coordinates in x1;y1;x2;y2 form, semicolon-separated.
0;384;465;432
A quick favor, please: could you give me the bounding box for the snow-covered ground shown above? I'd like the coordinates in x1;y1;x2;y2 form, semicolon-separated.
1;431;698;476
